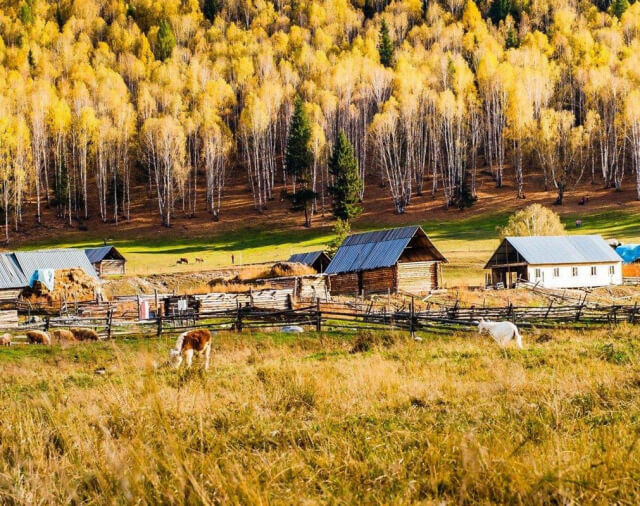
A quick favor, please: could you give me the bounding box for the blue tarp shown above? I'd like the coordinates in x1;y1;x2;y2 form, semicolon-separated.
616;244;640;264
29;269;55;291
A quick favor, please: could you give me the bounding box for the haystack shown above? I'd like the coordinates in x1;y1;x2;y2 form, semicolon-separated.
21;268;101;303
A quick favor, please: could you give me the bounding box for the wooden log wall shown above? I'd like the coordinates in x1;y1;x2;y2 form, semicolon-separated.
329;272;359;295
396;261;438;294
361;267;396;294
96;260;125;276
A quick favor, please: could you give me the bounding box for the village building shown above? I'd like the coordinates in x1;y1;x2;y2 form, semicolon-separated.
85;246;127;276
0;249;100;303
287;250;331;273
325;226;447;295
485;235;623;289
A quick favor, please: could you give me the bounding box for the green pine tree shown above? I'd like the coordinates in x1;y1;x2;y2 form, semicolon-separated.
328;130;362;221
378;20;394;68
19;0;34;25
202;0;220;22
156;19;176;61
611;0;629;19
488;0;511;25
285;96;316;227
327;219;351;258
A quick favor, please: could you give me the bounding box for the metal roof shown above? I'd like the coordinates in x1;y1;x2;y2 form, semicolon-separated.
616;244;640;264
288;251;325;265
85;246;125;263
325;226;446;274
492;235;622;266
14;249;99;281
0;253;28;289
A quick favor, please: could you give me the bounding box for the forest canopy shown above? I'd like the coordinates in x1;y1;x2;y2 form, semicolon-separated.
0;0;640;238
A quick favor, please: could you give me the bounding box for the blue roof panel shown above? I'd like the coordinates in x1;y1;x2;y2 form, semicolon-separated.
288;251;324;265
325;226;445;274
616;244;640;263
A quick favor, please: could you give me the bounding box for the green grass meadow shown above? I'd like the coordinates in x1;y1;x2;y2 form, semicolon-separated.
18;208;640;284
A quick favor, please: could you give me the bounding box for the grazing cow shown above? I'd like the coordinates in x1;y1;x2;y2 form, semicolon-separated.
170;329;212;370
26;330;51;345
0;333;11;346
177;257;189;265
195;257;204;263
477;318;523;349
51;329;76;342
70;328;100;341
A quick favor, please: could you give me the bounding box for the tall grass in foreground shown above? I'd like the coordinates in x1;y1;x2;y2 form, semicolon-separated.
1;328;640;504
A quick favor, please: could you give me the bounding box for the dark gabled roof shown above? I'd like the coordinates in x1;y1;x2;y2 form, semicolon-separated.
485;235;622;268
85;245;126;263
288;251;327;266
325;226;446;274
0;253;28;289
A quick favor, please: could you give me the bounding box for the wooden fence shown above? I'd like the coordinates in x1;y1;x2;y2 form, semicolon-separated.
6;298;640;344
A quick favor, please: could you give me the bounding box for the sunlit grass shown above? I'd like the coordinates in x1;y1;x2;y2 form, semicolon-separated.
1;327;640;503
17;208;640;279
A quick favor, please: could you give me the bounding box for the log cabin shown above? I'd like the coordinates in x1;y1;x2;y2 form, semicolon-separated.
85;246;126;276
325;226;447;295
287;251;331;273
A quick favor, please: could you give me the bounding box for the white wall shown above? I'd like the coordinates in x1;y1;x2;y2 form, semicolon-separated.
527;262;622;289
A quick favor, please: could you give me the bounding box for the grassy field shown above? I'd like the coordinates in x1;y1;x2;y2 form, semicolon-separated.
19;207;640;286
2;328;640;503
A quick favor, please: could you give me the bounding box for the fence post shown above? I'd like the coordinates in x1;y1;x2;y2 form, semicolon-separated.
156;313;163;337
544;300;554;319
575;304;583;322
630;302;638;324
235;301;243;332
410;296;415;339
315;298;322;332
106;309;113;339
45;315;50;331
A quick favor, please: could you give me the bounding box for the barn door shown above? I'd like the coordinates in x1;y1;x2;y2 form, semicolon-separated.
357;272;364;296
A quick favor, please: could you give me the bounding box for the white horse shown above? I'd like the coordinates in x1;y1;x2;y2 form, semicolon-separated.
477;318;523;349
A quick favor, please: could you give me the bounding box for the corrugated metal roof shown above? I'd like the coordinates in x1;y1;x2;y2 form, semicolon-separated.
0;253;28;289
288;251;324;265
325;226;446;274
14;249;99;281
85;246;125;263
502;235;622;265
616;244;640;264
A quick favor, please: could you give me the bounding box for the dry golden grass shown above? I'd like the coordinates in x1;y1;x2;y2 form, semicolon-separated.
1;326;640;504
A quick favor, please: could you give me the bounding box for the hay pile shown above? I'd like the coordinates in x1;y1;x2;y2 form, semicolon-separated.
21;269;100;303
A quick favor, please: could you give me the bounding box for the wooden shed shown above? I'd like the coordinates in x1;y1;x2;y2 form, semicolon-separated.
85;246;126;276
325;226;447;295
287;251;331;273
0;253;28;305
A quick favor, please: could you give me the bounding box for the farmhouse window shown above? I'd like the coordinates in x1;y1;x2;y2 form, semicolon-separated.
591;266;597;276
572;267;578;277
609;265;615;275
535;268;541;279
553;268;560;277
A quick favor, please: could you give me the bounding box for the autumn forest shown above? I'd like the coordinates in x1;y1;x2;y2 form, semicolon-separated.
1;0;640;239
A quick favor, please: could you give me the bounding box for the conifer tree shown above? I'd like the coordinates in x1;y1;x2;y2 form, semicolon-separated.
378;20;394;68
285;96;316;227
327;219;351;257
156;19;176;61
328;131;362;221
611;0;629;19
202;0;220;22
19;0;34;25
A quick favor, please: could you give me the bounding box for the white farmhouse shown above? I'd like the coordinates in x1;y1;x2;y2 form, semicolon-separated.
484;235;623;289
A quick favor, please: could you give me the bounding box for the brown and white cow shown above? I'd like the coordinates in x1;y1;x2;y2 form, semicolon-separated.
169;329;212;369
0;333;11;346
51;329;77;342
70;328;100;341
26;330;51;345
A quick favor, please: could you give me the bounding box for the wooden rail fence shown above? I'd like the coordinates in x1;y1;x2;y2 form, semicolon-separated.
5;299;640;344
